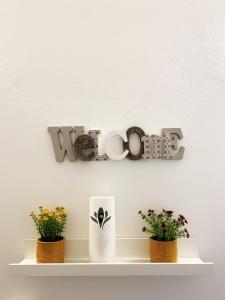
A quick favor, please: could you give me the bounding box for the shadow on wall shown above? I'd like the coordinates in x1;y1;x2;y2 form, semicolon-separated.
4;276;216;300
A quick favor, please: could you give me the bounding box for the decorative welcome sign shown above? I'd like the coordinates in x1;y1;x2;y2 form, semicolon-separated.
48;126;185;162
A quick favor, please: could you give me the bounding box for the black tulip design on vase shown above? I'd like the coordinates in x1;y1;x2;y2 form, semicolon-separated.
91;207;111;229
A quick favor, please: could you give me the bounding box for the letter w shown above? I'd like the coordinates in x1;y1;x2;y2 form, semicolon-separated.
48;127;75;162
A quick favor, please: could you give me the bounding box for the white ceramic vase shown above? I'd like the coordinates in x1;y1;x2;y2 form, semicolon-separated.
89;196;115;262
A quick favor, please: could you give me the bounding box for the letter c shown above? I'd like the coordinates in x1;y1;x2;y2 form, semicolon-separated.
104;131;129;160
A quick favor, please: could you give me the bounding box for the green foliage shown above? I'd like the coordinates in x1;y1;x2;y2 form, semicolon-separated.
30;206;68;242
138;209;190;241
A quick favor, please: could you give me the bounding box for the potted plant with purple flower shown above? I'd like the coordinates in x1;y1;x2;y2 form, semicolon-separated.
138;209;190;262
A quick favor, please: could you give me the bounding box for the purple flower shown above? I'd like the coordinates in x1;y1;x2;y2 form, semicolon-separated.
162;222;166;229
166;210;173;217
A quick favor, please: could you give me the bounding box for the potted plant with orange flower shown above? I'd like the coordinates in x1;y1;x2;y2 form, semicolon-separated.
30;206;68;263
138;209;190;262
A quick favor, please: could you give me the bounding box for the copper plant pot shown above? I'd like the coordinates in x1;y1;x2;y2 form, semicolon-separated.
36;238;65;263
150;238;177;263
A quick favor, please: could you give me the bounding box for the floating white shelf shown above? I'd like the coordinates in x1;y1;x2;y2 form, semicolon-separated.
9;238;213;277
10;258;213;277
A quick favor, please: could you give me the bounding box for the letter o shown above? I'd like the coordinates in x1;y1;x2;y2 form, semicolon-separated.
123;126;145;160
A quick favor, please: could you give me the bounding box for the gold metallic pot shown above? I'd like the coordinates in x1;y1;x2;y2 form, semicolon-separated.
150;238;177;262
36;237;65;263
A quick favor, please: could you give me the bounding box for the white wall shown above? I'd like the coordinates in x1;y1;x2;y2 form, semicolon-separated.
0;0;225;299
